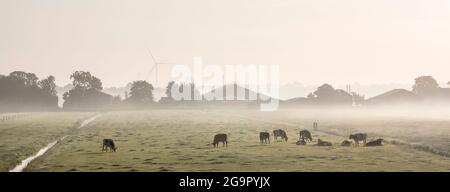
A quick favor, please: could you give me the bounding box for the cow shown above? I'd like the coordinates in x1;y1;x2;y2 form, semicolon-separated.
365;139;383;147
296;140;306;145
213;134;228;148
102;139;117;152
349;133;367;145
341;140;352;147
259;132;270;144
299;130;313;142
317;139;332;146
273;129;288;142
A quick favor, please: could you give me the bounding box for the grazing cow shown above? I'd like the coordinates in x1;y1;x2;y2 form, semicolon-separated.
317;139;332;146
296;140;306;145
273;129;288;142
341;140;352;147
349;133;367;145
102;139;117;152
260;132;270;144
213;134;228;148
365;139;383;147
299;130;313;142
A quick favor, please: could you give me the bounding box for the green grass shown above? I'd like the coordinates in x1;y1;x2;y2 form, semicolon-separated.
21;110;450;172
0;112;94;171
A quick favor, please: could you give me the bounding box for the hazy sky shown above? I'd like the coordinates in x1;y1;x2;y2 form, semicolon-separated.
1;0;450;87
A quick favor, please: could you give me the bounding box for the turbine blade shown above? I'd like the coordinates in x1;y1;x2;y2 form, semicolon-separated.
150;64;157;73
146;48;157;64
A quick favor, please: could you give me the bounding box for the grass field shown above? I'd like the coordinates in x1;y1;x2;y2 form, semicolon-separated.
0;112;94;171
1;109;444;172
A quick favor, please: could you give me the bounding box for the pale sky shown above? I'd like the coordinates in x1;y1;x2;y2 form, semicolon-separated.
1;0;450;87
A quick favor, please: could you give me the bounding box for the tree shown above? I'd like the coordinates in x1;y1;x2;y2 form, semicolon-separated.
447;81;450;87
0;71;58;111
70;71;102;91
313;84;335;99
165;81;175;99
311;84;352;105
112;95;122;105
63;71;111;109
412;76;439;96
128;80;154;103
38;76;57;96
351;92;365;106
8;71;39;87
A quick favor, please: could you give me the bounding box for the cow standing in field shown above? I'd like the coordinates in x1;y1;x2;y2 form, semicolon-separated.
213;134;228;148
365;139;383;147
273;129;288;142
260;132;270;144
299;130;313;142
349;133;367;146
102;139;117;152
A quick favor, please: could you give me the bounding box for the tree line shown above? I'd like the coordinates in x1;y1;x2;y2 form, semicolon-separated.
1;70;449;112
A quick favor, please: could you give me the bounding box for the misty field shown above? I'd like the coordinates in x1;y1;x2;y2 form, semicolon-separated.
0;112;94;171
0;109;444;172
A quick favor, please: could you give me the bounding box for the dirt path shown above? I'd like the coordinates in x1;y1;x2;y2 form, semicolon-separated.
9;114;102;172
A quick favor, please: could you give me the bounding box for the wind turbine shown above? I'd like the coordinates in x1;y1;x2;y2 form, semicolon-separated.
146;48;174;87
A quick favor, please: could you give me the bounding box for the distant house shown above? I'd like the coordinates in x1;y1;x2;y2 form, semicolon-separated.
366;89;420;105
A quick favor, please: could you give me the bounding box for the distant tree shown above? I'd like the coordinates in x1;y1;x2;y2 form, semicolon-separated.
70;71;102;91
159;81;180;103
447;81;450;87
0;71;58;111
313;84;335;99
38;76;57;96
8;71;39;87
351;92;365;106
307;93;316;99
128;80;154;103
412;76;439;96
189;83;200;100
112;95;122;105
63;71;111;109
311;84;352;105
165;81;175;99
